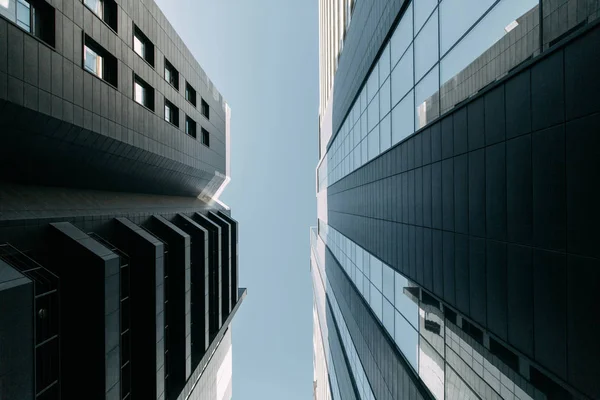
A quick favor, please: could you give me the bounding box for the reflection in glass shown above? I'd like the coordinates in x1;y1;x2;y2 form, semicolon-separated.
367;65;379;103
367;93;379;133
370;257;383;289
419;339;445;400
415;64;440;130
379;78;391;119
370;284;383;321
380;114;391;153
395;273;419;329
395;310;419;371
16;0;30;31
439;0;496;55
367;125;379;161
391;90;414;145
414;9;438;82
382;264;394;302
379;43;391;86
84;45;103;78
133;34;145;59
445;364;479;400
414;0;438;34
391;44;413;108
391;3;413;67
440;0;538;84
383;298;395;336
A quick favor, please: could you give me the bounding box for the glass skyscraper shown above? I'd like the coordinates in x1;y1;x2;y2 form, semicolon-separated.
313;1;600;399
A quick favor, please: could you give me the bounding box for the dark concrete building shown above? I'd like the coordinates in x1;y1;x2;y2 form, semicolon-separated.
0;1;245;399
313;1;600;400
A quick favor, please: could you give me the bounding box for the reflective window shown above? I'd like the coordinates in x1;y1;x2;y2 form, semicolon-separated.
419;340;445;400
370;257;383;289
414;0;438;34
379;78;391;119
84;45;103;77
440;0;539;84
391;2;413;68
383;299;395;336
367;125;379;161
15;0;30;31
415;64;439;129
379;43;391;84
439;0;496;55
134;75;154;111
370;284;383;321
382;264;394;301
361;138;368;165
414;9;438;81
201;128;210;147
395;272;419;329
133;35;145;59
380;114;391;153
185;116;196;138
391;90;414;145
367;65;379;103
84;0;103;18
395;310;419;371
367;93;379;133
360;113;367;140
391;44;414;107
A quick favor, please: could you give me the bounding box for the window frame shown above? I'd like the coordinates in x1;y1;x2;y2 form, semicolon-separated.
164;99;179;127
185;82;197;107
201;98;209;119
185;116;197;138
133;25;154;67
133;74;154;111
201;127;210;147
164;58;179;90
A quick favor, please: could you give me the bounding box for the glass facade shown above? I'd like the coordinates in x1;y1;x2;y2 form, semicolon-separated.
318;0;540;192
313;221;547;400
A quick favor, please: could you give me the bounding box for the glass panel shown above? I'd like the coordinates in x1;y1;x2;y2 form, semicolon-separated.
370;257;383;289
415;64;439;130
383;299;395;337
391;44;414;108
134;82;144;105
367;65;379;103
367;125;379;161
391;2;413;68
84;46;103;78
16;0;30;31
394;272;419;329
441;0;538;84
445;358;480;400
379;78;391;121
84;0;103;18
395;310;419;371
440;0;496;55
414;9;438;82
379;43;391;84
361;137;368;166
419;296;445;355
380;114;391;153
370;284;383;321
382;264;394;302
165;104;171;122
133;35;145;58
391;89;414;145
419;339;445;400
367;93;379;133
414;0;438;35
360;113;367;140
439;0;539;113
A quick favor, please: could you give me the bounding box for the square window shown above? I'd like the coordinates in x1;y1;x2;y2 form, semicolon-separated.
201;128;210;147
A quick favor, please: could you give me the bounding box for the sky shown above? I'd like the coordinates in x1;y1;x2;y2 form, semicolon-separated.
154;1;318;399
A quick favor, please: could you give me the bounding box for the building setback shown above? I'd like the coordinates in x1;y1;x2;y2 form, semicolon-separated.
0;1;245;399
313;1;600;400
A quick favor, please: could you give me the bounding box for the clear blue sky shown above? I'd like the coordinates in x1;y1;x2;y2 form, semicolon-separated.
154;1;318;398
